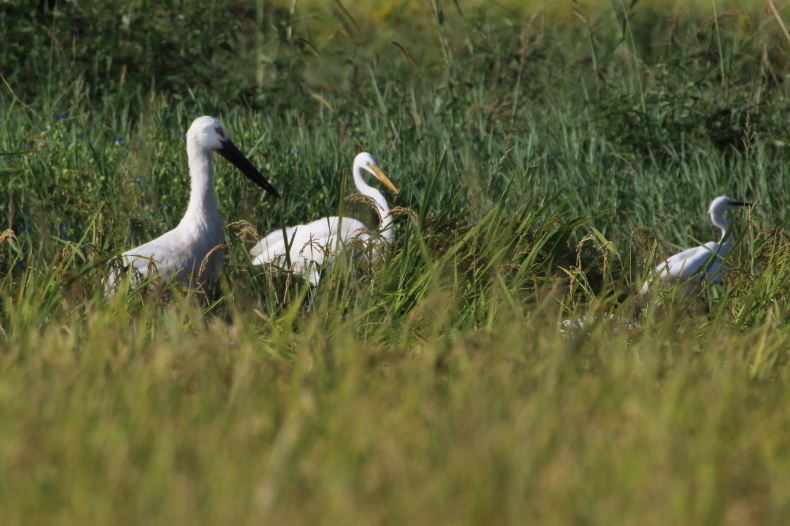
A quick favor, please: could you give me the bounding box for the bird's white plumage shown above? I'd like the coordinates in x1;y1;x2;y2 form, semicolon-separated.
641;195;751;295
250;152;398;285
106;116;278;294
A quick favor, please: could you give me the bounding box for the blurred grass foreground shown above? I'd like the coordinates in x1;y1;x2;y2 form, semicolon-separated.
4;0;790;524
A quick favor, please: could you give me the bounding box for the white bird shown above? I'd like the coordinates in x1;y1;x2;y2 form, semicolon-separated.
107;116;279;293
641;195;753;295
249;152;398;285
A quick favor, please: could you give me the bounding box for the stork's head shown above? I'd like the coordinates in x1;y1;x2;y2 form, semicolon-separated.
186;116;279;198
187;116;229;151
708;196;753;217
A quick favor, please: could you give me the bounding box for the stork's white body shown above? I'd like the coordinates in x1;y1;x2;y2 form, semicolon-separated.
641;196;751;295
250;152;397;285
106;116;278;294
119;138;225;287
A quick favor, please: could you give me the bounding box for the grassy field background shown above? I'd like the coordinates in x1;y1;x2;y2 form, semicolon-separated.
3;0;790;524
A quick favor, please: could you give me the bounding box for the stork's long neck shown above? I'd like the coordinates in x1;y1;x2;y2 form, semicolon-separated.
181;142;219;228
711;211;732;255
354;168;393;243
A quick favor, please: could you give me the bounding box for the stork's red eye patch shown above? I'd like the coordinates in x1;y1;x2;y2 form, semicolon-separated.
215;127;225;138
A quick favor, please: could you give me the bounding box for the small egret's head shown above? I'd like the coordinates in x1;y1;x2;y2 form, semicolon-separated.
354;152;399;194
708;195;753;216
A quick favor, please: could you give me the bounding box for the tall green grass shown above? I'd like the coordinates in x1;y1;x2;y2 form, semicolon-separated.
3;0;790;524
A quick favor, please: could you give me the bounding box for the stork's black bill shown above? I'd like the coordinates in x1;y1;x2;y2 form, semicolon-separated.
218;139;280;198
730;201;754;207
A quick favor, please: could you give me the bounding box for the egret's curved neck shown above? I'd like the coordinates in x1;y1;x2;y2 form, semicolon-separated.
353;166;393;243
711;211;732;254
181;141;218;226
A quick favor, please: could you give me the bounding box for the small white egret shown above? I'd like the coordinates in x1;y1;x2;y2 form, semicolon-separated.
249;152;398;285
107;116;279;293
641;195;753;295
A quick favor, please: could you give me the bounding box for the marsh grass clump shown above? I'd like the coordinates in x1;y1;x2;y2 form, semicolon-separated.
3;0;790;524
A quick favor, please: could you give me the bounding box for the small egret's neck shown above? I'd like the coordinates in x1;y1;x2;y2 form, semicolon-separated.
353;166;393;243
181;141;219;226
710;210;733;253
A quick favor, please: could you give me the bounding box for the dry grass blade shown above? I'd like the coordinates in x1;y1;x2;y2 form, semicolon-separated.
0;229;16;245
765;0;790;50
297;37;321;56
311;93;332;110
146;259;159;284
229;220;260;243
199;244;227;280
391;41;421;72
345;193;385;222
389;206;419;228
755;228;790;260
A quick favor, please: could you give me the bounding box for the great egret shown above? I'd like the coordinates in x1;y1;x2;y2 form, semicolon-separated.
641;195;753;295
106;116;279;293
249;152;398;285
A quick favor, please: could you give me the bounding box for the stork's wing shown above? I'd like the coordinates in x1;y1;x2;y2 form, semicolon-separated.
121;233;189;278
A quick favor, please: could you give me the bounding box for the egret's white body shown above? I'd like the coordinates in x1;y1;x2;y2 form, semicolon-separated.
250;152;398;285
106;116;279;293
641;196;752;295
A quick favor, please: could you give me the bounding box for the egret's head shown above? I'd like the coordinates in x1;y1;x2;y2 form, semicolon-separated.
354;152;399;194
708;195;753;216
186;116;279;198
186;116;230;151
